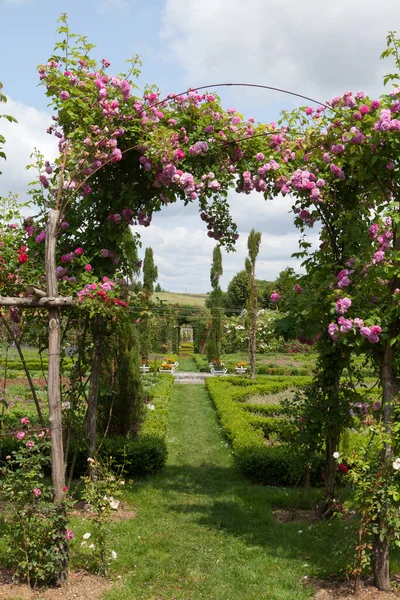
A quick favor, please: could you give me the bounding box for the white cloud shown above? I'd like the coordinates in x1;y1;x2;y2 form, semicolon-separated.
162;0;400;110
0;98;57;200
132;190;318;293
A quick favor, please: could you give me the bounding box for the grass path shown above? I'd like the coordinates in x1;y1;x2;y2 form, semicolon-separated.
175;356;198;371
105;385;351;600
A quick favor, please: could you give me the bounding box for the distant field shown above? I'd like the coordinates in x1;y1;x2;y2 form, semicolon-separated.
154;292;207;307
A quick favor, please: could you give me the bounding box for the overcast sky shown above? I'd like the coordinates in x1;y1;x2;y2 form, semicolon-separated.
1;0;400;291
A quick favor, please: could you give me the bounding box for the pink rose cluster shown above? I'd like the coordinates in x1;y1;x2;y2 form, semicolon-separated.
328;317;381;344
336;269;352;289
368;217;392;264
109;209;151;228
76;277;127;307
270;291;282;303
335;297;352;314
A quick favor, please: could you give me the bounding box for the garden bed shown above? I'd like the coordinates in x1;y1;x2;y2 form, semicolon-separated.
0;569;113;599
313;576;400;599
206;375;324;485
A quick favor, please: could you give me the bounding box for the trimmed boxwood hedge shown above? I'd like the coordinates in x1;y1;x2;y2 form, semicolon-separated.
206;377;324;486
241;403;282;416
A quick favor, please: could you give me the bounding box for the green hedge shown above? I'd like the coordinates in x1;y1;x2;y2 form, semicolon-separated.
241;403;283;416
0;374;174;479
230;376;311;403
245;414;297;442
206;377;323;486
0;358;73;372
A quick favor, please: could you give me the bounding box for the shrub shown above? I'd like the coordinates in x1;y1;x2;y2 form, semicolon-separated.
0;426;70;587
245;414;297;442
66;374;173;479
241;403;283;416
206;377;323;486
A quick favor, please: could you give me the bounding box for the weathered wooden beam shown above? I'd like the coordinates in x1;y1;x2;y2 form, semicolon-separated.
26;285;47;298
0;296;74;307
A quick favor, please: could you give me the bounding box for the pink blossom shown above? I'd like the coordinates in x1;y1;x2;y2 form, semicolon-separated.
328;322;339;341
368;333;380;343
66;529;74;540
338;317;353;333
374;250;385;263
370;325;382;335
20;417;30;425
84;264;92;272
16;432;25;440
59;91;70;101
26;441;35;448
335;297;352;314
33;488;41;498
35;230;46;244
75;247;83;256
360;326;371;338
354;318;364;328
330;164;345;181
368;223;379;239
270;291;281;303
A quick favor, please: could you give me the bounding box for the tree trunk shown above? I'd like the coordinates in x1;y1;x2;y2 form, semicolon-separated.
320;347;343;518
86;315;103;458
373;535;391;592
45;209;68;585
322;432;339;517
371;340;398;590
249;276;257;380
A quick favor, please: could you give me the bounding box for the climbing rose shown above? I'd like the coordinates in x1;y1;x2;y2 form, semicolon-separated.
335;297;352;314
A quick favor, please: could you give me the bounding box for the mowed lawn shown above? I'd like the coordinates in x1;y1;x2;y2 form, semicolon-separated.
100;384;357;600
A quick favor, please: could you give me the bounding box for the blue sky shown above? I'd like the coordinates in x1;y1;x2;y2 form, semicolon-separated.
1;0;400;292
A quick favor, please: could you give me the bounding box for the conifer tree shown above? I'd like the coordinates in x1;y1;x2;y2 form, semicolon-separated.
245;230;262;379
207;246;223;362
143;247;158;292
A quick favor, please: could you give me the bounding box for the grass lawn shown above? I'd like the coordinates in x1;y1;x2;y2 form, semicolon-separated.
89;384;362;600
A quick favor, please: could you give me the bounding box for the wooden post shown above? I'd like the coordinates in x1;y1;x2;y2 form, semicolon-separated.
87;315;103;459
45;209;66;503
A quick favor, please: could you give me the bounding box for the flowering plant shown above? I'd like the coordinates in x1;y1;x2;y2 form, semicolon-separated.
337;419;400;588
160;362;173;370
0;421;71;587
80;456;126;574
141;358;150;366
211;359;225;370
165;357;176;365
235;362;247;368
